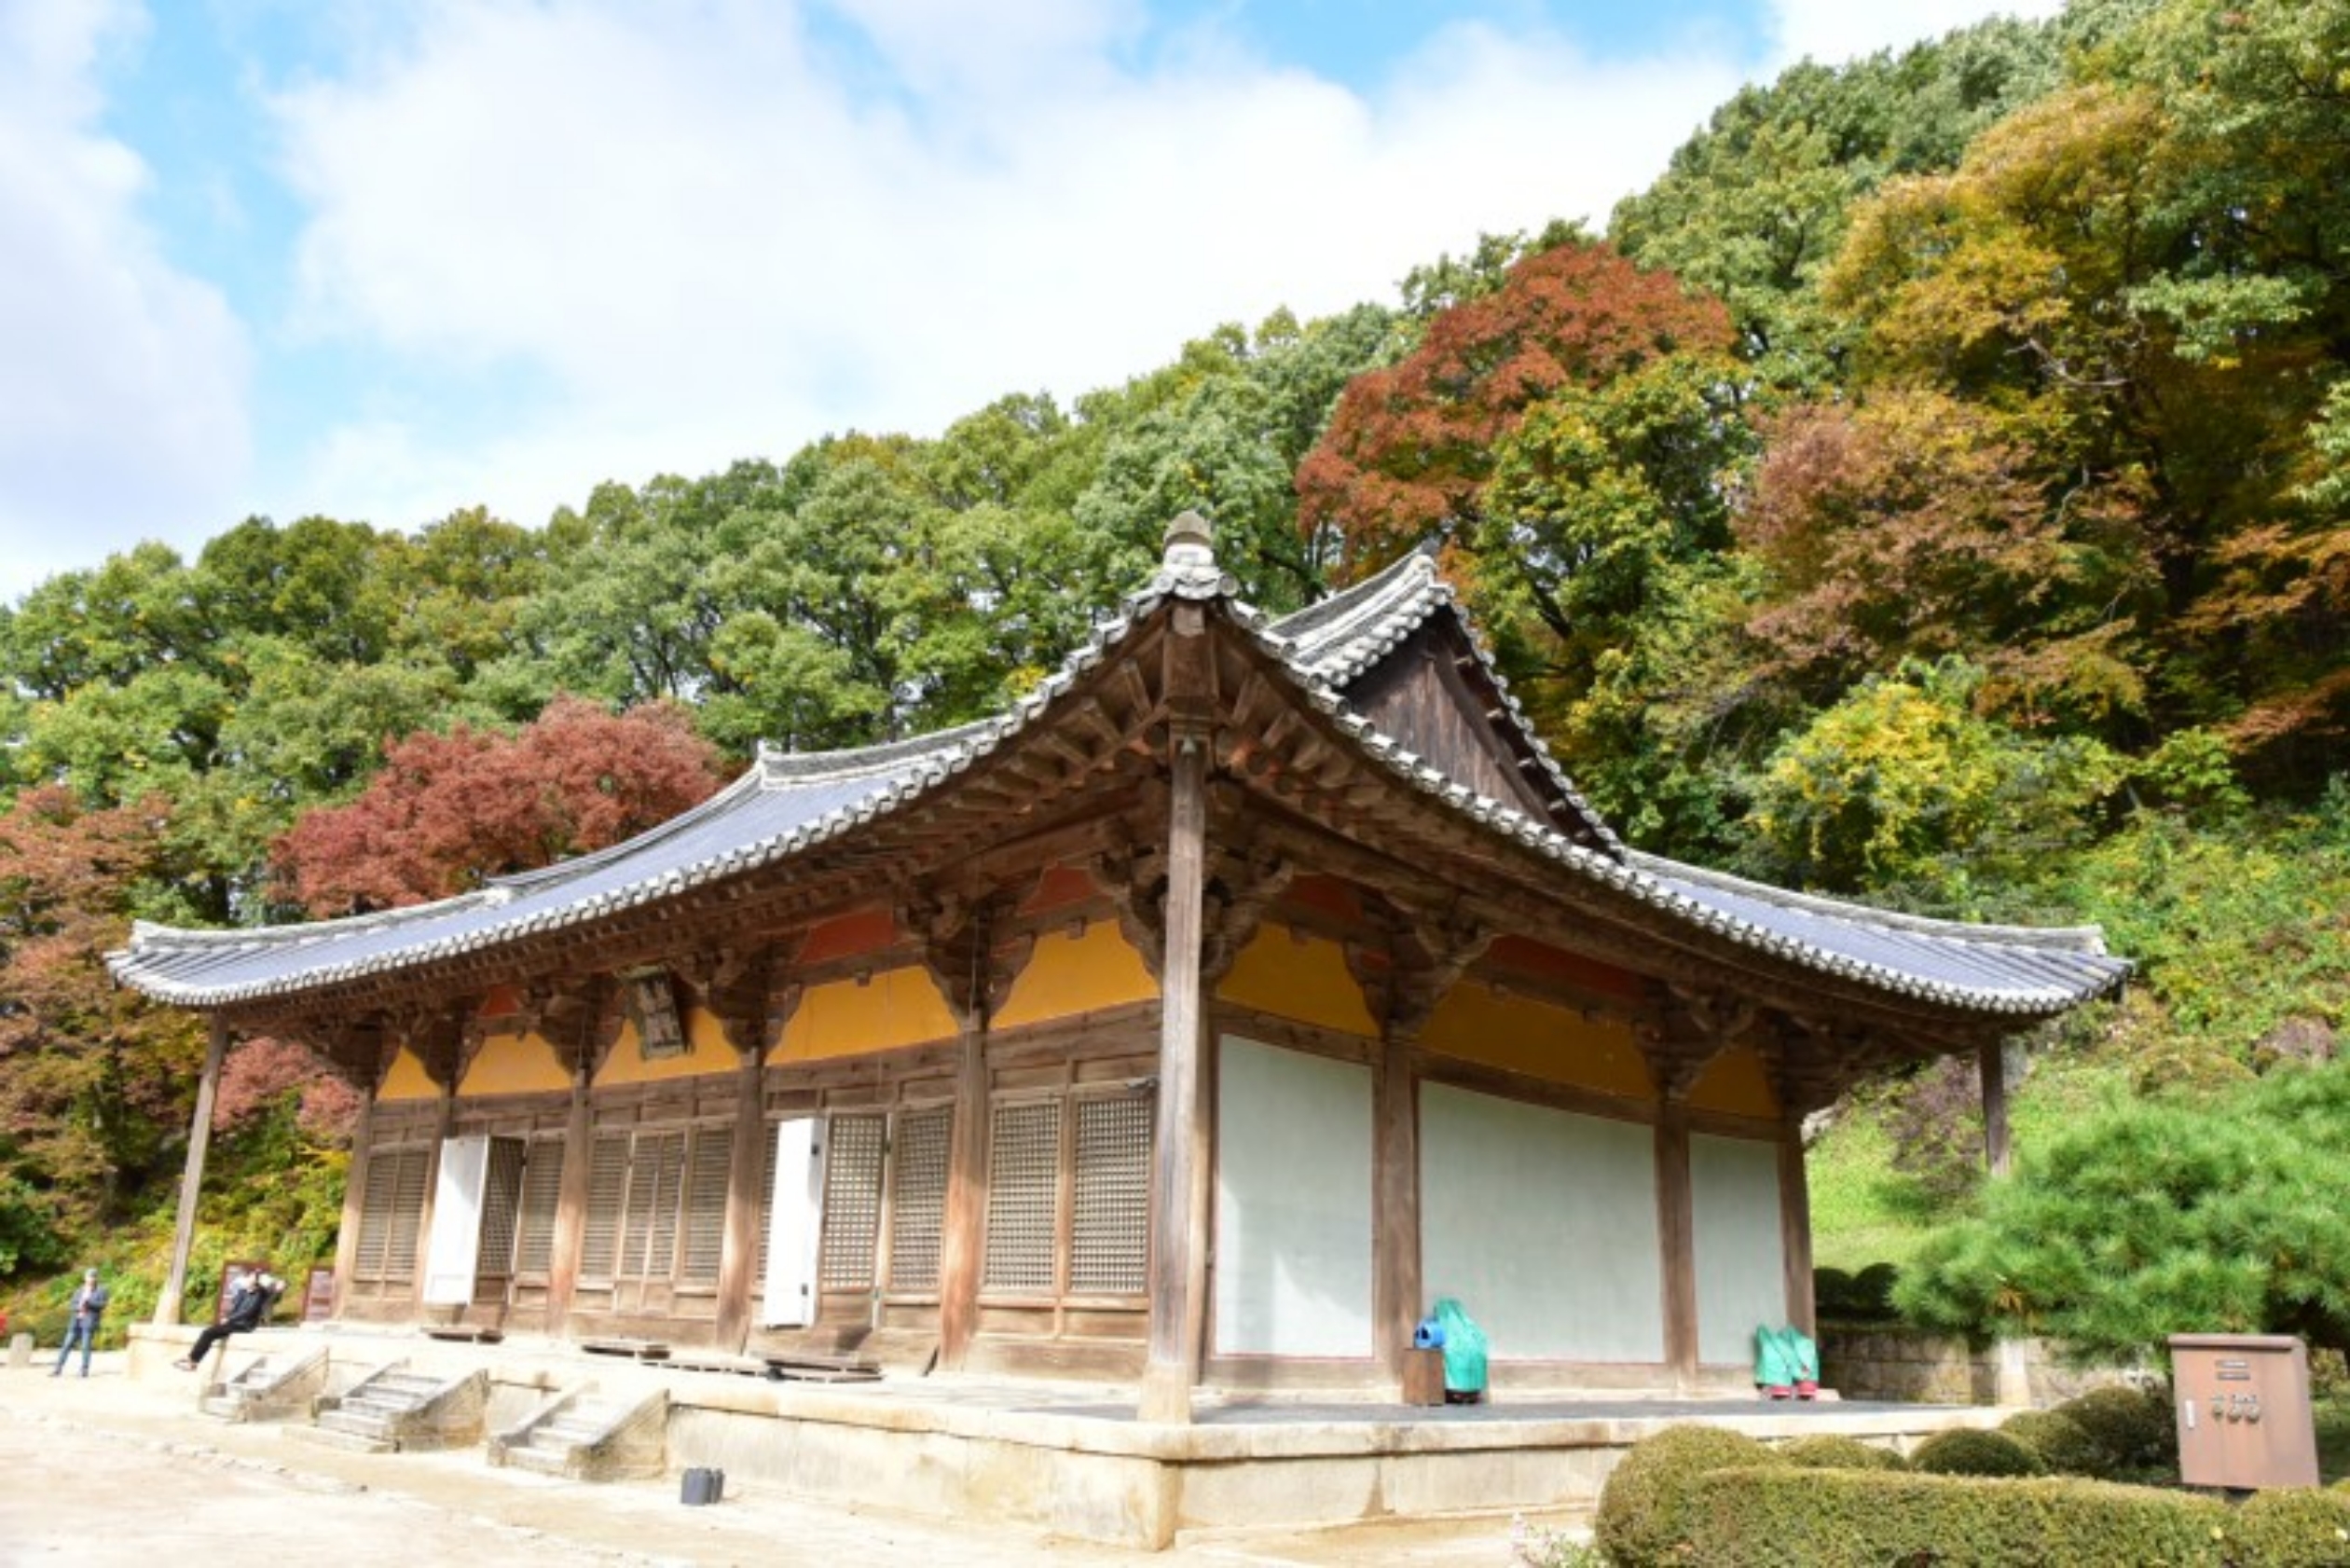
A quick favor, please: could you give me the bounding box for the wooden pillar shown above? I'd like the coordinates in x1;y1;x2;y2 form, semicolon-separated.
1979;1037;2013;1178
157;1015;230;1326
1140;720;1212;1424
547;1068;594;1330
714;1042;769;1349
1980;1036;2030;1405
937;1016;991;1370
1779;1121;1816;1338
1372;1031;1421;1390
1654;1094;1700;1389
329;1094;376;1323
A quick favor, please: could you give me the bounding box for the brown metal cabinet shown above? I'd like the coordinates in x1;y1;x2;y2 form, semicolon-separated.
2170;1333;2320;1490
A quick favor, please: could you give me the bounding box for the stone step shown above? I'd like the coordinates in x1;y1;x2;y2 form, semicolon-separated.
501;1444;572;1476
315;1409;397;1441
285;1423;398;1455
199;1396;241;1419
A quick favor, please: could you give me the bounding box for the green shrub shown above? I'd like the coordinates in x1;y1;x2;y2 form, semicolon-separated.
1593;1426;1787;1566
2224;1487;2350;1566
1910;1427;2047;1477
1677;1466;2231;1567
1814;1262;1902;1322
2001;1409;2106;1477
1778;1434;1907;1471
2057;1383;2179;1478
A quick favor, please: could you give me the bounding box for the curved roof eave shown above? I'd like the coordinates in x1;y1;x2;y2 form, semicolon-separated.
106;533;2125;1022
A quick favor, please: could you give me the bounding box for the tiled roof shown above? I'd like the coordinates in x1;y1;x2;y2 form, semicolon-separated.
108;523;2126;1017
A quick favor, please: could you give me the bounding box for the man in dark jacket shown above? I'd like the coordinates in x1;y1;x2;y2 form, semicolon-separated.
51;1268;109;1378
174;1269;282;1370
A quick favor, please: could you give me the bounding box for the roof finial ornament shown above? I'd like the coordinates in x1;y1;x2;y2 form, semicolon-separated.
1163;509;1214;571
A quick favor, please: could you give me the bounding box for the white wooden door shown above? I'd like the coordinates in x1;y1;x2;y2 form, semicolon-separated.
761;1118;826;1327
421;1135;490;1305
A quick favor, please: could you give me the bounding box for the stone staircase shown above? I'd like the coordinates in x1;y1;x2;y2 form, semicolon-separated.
488;1385;668;1481
199;1345;329;1424
291;1362;489;1454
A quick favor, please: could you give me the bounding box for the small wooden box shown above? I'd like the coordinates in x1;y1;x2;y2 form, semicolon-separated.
1401;1347;1447;1406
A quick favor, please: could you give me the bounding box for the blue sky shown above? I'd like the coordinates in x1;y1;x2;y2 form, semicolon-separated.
0;0;2058;602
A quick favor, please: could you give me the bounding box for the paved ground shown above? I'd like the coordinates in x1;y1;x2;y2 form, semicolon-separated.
0;1354;1573;1566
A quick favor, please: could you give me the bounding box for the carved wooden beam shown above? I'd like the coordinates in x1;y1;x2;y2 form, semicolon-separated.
897;878;1038;1028
1348;891;1493;1043
519;973;620;1083
1198;811;1295;991
384;998;473;1093
676;943;778;1061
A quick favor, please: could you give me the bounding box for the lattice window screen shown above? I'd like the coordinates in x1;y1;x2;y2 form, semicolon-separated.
680;1126;734;1285
1070;1093;1153;1296
983;1099;1062;1295
629;1130;689;1281
886;1106;953;1293
353;1147;423;1281
383;1146;430;1284
581;1134;629;1281
819;1114;886;1289
476;1137;527;1284
752;1120;781;1305
514;1140;566;1276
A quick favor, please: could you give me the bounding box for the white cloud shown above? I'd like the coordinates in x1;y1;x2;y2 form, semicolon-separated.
1766;0;2067;68
267;0;1743;535
0;0;250;600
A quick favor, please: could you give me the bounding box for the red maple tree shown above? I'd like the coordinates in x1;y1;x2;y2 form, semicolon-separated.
1296;239;1733;578
274;695;728;916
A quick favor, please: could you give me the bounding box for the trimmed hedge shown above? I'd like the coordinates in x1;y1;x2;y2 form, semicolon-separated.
1674;1465;2233;1567
2225;1487;2350;1566
1910;1427;2046;1478
1591;1426;1786;1566
1778;1433;1908;1472
2055;1383;2179;1478
2000;1409;2106;1478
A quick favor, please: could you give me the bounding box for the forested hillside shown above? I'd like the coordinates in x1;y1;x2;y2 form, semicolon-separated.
5;0;2345;1352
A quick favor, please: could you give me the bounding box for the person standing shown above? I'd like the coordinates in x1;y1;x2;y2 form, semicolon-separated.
51;1268;109;1378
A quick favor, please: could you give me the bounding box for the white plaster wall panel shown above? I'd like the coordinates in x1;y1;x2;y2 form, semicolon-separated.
1690;1132;1788;1366
1213;1035;1375;1357
1419;1083;1664;1362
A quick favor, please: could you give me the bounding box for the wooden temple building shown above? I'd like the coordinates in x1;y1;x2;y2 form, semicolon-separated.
110;515;2126;1422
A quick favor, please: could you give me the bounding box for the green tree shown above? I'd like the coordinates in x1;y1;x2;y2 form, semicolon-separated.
1897;1060;2350;1359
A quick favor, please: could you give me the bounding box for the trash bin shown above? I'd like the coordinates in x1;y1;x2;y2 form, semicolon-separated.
680;1465;725;1506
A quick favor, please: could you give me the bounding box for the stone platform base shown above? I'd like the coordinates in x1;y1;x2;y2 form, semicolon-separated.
127;1324;2003;1551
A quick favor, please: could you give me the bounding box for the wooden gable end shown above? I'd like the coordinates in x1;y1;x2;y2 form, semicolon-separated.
1335;621;1556;822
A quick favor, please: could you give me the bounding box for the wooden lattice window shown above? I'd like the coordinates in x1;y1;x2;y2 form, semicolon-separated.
886;1105;953;1294
819;1113;886;1290
513;1139;566;1277
580;1134;630;1282
983;1099;1062;1295
679;1125;734;1285
353;1146;430;1284
622;1129;688;1281
1070;1092;1152;1297
477;1137;527;1281
752;1120;782;1306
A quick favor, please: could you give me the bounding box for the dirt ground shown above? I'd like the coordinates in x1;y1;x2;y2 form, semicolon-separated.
0;1353;1564;1567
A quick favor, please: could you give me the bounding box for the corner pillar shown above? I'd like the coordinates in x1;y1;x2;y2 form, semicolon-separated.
1981;1035;2030;1406
157;1015;230;1327
1140;716;1213;1424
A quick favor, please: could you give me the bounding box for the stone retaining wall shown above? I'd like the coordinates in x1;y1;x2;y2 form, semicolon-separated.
1821;1325;2147;1406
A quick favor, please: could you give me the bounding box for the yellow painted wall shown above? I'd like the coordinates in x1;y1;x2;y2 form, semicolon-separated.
378;1046;439;1102
1688;1042;1780;1120
459;1030;570;1097
992;921;1156;1031
777;966;960;1062
1216;925;1378;1038
597;1005;735;1086
1421;981;1652;1101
